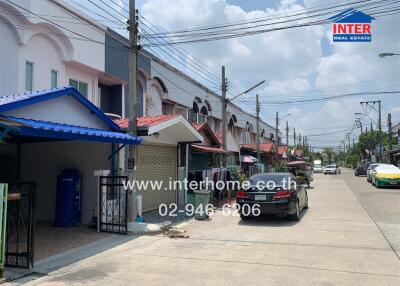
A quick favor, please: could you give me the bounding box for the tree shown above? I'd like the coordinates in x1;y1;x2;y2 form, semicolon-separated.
323;147;335;164
358;130;394;158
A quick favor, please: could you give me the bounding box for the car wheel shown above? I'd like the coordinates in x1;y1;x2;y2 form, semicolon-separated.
289;201;300;221
304;193;309;209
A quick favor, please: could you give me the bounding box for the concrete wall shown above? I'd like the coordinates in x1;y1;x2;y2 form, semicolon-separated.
19;141;111;225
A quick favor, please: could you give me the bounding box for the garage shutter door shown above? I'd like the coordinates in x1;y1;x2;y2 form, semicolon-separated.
137;145;177;212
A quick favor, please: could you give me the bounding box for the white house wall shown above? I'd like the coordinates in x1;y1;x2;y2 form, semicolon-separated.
2;95;110;130
20;141;110;225
0;12;19;96
0;0;105;103
12;0;105;71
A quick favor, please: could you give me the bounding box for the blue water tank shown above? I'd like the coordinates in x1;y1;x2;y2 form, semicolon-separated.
55;169;81;227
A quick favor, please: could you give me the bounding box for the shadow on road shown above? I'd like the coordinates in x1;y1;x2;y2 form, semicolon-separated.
238;209;308;227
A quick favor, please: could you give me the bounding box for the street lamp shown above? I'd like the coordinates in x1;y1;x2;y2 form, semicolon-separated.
229;80;266;101
379;52;400;58
279;113;292;120
355;112;377;126
226;80;266;165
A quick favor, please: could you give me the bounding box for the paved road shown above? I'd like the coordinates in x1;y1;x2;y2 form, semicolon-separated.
340;167;400;258
9;173;400;286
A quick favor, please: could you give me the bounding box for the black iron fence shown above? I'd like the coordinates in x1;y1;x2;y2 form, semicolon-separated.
99;176;128;235
5;182;35;269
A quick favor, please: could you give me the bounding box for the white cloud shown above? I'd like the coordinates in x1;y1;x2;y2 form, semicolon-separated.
265;78;311;95
316;10;400;91
140;0;400;146
141;0;324;94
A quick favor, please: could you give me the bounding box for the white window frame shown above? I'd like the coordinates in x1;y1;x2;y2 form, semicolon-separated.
51;69;58;89
25;61;34;91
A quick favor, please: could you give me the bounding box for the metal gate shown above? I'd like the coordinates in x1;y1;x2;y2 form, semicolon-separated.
5;182;35;269
99;176;128;234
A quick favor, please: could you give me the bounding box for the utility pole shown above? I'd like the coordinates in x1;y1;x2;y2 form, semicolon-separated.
128;0;138;222
353;138;355;150
388;113;392;151
371;122;373;132
293;128;296;147
221;66;227;167
356;119;363;134
298;133;301;146
378;100;382;159
256;94;261;162
286;121;289;147
275;112;279;168
360;100;382;160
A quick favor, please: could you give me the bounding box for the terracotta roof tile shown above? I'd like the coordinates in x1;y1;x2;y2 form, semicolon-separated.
191;144;228;154
114;115;179;129
192;123;206;131
114;118;130;129
215;131;222;144
278;145;288;155
240;142;274;153
137;115;178;127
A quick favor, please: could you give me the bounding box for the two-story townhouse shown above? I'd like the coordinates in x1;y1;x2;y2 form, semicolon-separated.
0;0;143;267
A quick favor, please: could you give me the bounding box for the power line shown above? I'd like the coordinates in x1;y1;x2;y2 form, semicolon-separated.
144;0;383;38
142;0;397;46
254;91;400;105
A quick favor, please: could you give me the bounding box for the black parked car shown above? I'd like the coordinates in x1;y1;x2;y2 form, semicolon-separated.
236;173;308;221
355;163;369;176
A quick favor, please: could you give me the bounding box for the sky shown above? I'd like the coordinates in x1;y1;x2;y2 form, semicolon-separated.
79;0;400;150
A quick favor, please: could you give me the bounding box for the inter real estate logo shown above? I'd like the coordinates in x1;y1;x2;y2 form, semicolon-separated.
330;8;375;42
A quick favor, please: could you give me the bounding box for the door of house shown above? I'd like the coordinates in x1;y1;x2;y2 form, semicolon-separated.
99;176;128;234
5;182;35;269
136;144;177;212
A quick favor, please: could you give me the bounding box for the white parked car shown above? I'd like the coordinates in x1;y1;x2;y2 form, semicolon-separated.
313;165;323;173
323;164;341;175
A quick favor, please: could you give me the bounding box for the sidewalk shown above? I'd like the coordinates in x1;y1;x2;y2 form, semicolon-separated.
6;174;400;286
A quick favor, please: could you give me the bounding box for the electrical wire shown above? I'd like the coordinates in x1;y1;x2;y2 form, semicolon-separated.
142;0;398;46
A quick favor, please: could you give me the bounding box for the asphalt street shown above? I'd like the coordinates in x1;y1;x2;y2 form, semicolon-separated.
8;170;400;286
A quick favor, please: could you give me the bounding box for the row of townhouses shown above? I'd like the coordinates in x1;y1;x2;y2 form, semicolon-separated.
0;0;287;269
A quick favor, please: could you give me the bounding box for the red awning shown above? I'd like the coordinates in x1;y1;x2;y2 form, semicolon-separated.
191;144;228;154
287;160;307;166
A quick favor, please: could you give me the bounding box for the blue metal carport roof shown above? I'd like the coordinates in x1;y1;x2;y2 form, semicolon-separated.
0;87;142;145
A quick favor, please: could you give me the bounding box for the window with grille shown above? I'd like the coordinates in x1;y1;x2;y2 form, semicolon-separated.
69;79;88;97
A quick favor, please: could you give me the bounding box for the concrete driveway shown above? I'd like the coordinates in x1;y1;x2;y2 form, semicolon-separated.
8;172;400;286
